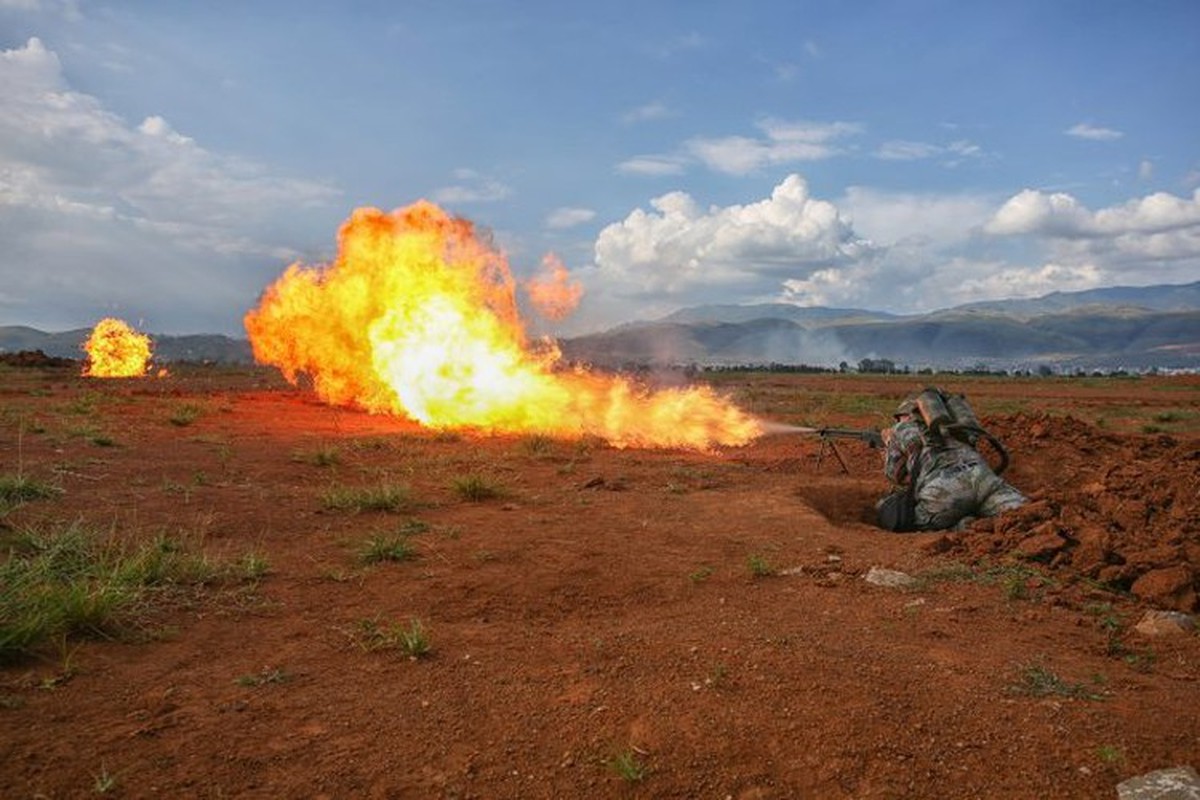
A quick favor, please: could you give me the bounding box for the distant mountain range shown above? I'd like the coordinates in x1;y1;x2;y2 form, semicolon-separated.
557;281;1200;372
0;326;253;364
3;281;1199;371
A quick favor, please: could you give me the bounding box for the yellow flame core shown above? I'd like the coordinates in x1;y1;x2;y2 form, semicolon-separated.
82;317;152;378
244;202;762;450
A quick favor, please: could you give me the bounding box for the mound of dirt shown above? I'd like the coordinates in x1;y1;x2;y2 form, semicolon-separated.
937;413;1200;611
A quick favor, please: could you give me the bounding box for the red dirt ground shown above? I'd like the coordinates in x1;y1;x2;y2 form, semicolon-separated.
1;366;1198;799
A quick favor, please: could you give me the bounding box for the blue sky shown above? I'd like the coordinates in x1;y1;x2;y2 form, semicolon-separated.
2;0;1198;337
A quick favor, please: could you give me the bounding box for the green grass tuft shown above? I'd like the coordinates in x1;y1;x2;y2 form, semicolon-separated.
1007;660;1104;700
322;483;414;513
168;403;203;427
236;667;290;687
357;533;417;565
609;749;647;783
451;474;503;501
0;523;244;662
350;617;431;658
0;474;62;511
293;445;340;467
92;763;119;794
746;553;775;578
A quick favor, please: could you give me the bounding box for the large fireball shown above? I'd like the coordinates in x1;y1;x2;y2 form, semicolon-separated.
244;202;762;449
82;317;153;378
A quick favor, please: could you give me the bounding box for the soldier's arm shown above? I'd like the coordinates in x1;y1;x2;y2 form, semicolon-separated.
883;421;922;486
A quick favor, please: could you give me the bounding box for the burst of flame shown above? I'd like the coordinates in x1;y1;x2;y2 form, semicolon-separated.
244;202;762;449
82;317;153;378
525;253;582;321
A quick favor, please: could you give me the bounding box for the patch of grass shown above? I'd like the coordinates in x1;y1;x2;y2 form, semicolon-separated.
0;473;62;511
520;434;554;456
357;533;417;565
64;394;100;416
235;667;290;687
160;479;192;500
92;763;118;794
688;566;714;583
293;445;340;467
978;562;1052;600
451;474;503;502
918;560;1052;599
746;553;775;578
1007;660;1104;700
706;662;729;688
322;482;414;513
608;749;647;783
348;436;396;452
396;618;431;658
1096;744;1124;765
669;465;721;491
1099;618;1158;670
1084;602;1122;630
168;403;203;427
1121;649;1157;672
349;617;431;658
238;551;270;581
396;518;430;536
0;693;25;709
0;523;244;662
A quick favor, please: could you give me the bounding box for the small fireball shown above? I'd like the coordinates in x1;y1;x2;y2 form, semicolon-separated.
82;318;153;378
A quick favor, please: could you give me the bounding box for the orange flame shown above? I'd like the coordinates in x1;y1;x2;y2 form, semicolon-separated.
244;202;762;449
82;317;153;378
525;253;582;321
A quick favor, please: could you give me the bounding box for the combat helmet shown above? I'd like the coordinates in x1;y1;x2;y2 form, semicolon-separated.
893;396;919;419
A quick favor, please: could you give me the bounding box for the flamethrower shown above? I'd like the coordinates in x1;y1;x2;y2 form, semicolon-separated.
772;425;884;474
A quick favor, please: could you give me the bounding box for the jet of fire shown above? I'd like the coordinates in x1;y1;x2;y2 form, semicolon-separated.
244;202;762;450
82;317;153;378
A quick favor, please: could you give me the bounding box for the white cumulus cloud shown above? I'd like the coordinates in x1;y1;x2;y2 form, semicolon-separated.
571;176;1200;330
591;174;878;305
839;186;996;248
1065;122;1124;141
616;119;861;178
982;187;1200;287
432;168;511;204
874;138;984;165
0;37;340;333
617;155;687;176
955;261;1104;301
986;188;1200;239
544;207;596;230
620;101;672;125
685;119;861;175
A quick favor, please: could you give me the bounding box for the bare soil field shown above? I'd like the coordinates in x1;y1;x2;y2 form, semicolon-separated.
2;365;1198;799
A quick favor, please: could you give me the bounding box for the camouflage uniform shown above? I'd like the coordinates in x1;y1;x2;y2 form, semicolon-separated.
883;418;1026;531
